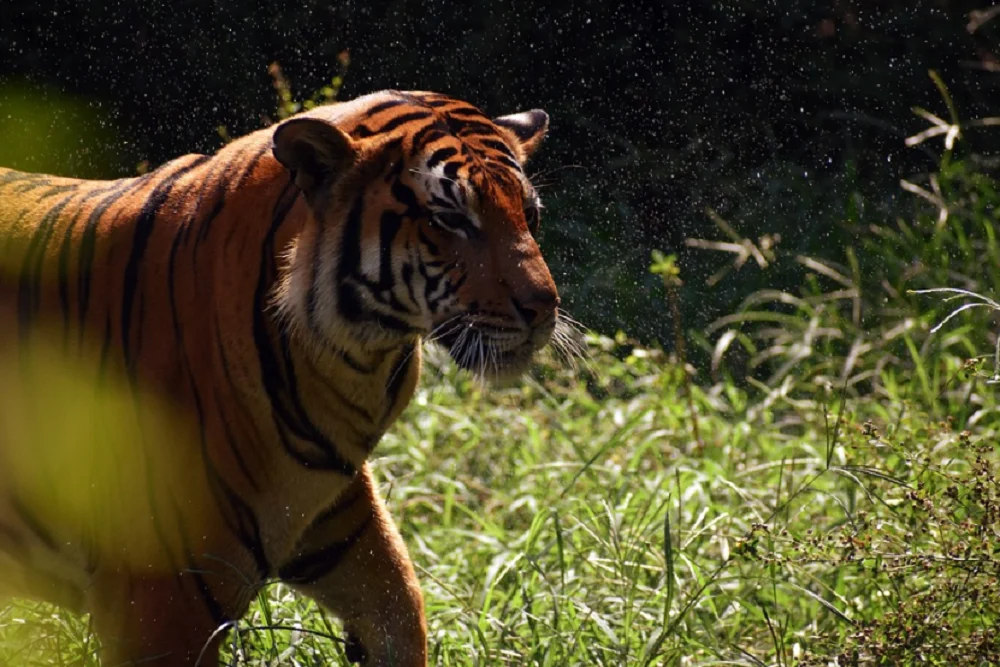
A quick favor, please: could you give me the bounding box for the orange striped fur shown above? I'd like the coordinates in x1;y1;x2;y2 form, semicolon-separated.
0;90;559;665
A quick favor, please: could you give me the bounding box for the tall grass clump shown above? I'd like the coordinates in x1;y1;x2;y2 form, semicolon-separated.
693;73;1000;664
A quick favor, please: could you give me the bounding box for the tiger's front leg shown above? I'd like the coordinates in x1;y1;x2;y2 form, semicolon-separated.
280;464;427;666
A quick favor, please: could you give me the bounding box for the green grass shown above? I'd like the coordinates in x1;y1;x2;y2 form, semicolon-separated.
4;330;999;665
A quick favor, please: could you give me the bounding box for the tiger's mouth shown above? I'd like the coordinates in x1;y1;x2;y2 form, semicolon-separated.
433;320;547;381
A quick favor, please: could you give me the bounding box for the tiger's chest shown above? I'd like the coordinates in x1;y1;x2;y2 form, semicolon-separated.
200;340;422;571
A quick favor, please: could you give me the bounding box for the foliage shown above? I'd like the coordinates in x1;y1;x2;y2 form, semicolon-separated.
268;53;350;122
698;73;1000;404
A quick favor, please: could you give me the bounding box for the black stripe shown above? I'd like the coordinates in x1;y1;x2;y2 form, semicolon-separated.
163;188;270;579
351;124;375;139
337;348;377;374
443;161;462;180
194;350;270;582
384;343;415;419
207;460;271;580
372;311;416;333
407;123;448;153
337;196;363;281
308;483;366;530
37;184;80;200
56;207;86;334
424;271;444;311
300;349;378;423
444;269;468;297
0;170;43;188
187;558;232;625
13;179;53;195
17;193;77;339
496;155;523;172
120;156;210;381
9;497;58;552
456;120;501;136
216;397;264;494
478;138;518;161
190;159;234;245
196;144;270;243
337;281;365;322
282;339;357;470
253;183;356;474
164;496;229;624
76;178;146;333
421;98;456;108
417;228;440;256
392;178;421;216
378;210;402;289
428;194;457;210
188;365;271;580
429;276;464;312
443;180;465;207
371;111;433;135
383;142;406;182
336;196;365;322
425;147;459;170
277;514;372;585
166;161;231;345
56;184;120;338
401;261;419;311
365;99;408;116
445;105;488;119
213;328;265;493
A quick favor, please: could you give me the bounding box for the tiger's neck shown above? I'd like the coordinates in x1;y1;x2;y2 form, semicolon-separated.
197;145;423;472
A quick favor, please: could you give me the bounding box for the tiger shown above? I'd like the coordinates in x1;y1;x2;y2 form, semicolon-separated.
0;90;564;666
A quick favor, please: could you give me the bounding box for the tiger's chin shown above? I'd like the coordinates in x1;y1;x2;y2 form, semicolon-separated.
439;337;545;385
448;344;534;384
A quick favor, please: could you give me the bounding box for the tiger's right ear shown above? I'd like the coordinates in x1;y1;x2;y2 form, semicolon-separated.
272;118;357;198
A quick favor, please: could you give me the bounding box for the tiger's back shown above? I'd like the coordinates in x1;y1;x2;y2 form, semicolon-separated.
0;137;301;625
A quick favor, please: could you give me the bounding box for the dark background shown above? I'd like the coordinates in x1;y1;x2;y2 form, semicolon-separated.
3;0;999;347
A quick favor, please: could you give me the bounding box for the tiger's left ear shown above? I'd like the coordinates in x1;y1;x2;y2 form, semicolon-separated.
493;109;549;161
272;117;357;199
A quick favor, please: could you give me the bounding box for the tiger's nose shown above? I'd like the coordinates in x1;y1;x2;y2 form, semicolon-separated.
512;292;560;329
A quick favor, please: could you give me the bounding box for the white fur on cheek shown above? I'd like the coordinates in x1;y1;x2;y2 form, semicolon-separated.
360;244;381;281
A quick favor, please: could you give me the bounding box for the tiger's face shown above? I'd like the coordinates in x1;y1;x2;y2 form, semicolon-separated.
272;93;562;380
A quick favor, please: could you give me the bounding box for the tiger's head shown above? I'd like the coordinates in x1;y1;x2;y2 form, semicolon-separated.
271;91;569;381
